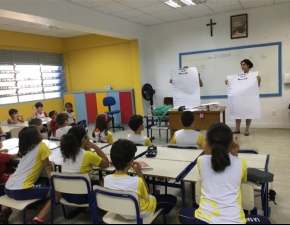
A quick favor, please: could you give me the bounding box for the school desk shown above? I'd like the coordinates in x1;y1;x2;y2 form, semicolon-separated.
182;153;271;217
101;145;148;159
168;106;226;138
137;146;203;162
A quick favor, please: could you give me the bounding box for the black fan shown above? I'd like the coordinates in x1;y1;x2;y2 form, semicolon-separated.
142;83;155;109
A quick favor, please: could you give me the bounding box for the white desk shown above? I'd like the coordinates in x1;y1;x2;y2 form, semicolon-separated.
183;153;269;183
138;146;203;162
3;139;60;155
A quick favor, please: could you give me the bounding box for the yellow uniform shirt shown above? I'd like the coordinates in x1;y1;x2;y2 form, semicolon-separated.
104;174;156;219
170;129;205;149
195;154;247;224
127;134;152;146
6;141;51;190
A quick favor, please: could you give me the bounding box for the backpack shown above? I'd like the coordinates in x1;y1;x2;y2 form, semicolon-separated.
152;105;172;125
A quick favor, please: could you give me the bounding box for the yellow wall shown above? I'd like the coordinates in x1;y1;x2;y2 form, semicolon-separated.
0;99;64;122
63;35;143;115
0;30;63;52
0;30;64;121
0;31;143;118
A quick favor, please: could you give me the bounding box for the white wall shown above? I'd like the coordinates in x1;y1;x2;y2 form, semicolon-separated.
141;2;290;129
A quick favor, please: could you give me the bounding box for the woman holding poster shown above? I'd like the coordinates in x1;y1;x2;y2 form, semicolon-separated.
225;59;261;136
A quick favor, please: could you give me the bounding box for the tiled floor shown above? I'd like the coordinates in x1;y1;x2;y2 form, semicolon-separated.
7;125;290;224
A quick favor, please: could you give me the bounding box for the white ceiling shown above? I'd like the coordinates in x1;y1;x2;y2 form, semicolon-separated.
0;0;289;38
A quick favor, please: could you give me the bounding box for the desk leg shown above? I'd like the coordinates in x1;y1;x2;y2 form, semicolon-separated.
181;181;186;207
222;111;226;124
146;116;150;138
170;129;174;139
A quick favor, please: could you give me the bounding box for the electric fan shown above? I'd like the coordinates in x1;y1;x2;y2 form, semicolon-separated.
142;83;155;110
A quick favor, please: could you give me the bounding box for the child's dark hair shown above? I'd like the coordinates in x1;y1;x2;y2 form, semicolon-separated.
9;108;18;116
56;113;69;126
240;59;254;69
28;117;42;127
18;126;42;158
64;102;74;112
60;126;86;163
49;110;56;118
128;114;143;132
94;114;112;135
35;102;43;108
110;139;137;171
181;111;194;127
206;123;233;173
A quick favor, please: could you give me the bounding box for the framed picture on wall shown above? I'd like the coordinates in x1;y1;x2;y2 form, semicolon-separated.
231;14;248;39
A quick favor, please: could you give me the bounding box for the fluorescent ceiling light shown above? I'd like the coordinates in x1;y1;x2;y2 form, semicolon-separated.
165;0;181;8
180;0;196;6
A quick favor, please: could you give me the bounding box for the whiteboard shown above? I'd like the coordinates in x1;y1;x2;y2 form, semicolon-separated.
179;42;282;98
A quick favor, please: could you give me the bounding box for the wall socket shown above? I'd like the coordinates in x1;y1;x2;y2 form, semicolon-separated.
272;110;276;116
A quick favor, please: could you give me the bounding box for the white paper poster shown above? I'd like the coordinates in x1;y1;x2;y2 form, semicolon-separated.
227;71;261;119
171;67;201;107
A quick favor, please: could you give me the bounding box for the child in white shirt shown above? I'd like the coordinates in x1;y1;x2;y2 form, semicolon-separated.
127;114;151;146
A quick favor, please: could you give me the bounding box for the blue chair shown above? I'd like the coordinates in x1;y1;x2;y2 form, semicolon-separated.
103;96;124;132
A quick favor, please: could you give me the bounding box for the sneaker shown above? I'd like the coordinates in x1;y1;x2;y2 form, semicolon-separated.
0;208;12;224
30;217;44;224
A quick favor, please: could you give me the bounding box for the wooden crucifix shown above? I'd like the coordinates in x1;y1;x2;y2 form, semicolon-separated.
206;19;217;37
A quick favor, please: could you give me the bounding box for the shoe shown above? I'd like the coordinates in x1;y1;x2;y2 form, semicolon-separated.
232;131;241;134
0;208;12;224
29;217;44;224
244;133;250;136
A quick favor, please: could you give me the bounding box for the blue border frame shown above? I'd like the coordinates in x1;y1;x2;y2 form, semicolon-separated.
179;42;282;99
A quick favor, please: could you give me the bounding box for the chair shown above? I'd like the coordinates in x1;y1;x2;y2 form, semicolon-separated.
195;180;256;213
0;195;42;224
163;97;173;106
103;96;124;133
166;143;198;149
49;172;95;224
150;125;169;143
9;127;22;138
92;185;165;224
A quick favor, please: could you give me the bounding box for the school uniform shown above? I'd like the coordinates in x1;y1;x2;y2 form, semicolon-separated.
170;129;205;149
127;134;151;146
61;149;103;204
105;174;177;220
35;111;48;119
55;126;72;140
178;154;271;224
5;142;51;200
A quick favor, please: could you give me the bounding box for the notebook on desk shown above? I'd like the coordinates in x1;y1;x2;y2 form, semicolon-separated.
131;161;152;171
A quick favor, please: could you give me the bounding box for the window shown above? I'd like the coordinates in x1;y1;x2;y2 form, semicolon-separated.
0;50;65;105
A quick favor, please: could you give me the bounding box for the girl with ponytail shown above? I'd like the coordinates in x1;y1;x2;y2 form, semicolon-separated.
178;123;275;224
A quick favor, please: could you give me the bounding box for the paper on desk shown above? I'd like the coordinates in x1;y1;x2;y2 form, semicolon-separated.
227;72;261;119
171;67;201;107
8;147;19;155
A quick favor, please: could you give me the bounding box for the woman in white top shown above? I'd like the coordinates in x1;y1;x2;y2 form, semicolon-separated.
225;59;261;136
178;123;275;224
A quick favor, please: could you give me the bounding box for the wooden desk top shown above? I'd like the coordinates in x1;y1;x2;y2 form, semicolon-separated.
169;106;226;114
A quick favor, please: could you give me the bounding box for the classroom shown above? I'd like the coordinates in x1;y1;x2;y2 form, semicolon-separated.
0;0;289;224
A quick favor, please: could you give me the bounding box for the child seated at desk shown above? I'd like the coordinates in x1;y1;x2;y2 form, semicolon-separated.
0;142;18;188
32;102;48;119
7;108;24;124
48;110;58;138
127;114;152;146
91;114;114;144
177;123;275;224
170;111;205;149
28;117;48;135
104;139;177;220
55;113;72;140
59;126;109;204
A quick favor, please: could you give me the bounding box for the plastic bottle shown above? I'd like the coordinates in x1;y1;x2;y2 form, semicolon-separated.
94;128;100;143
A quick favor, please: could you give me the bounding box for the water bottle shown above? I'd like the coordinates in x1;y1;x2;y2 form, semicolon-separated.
94;128;100;143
